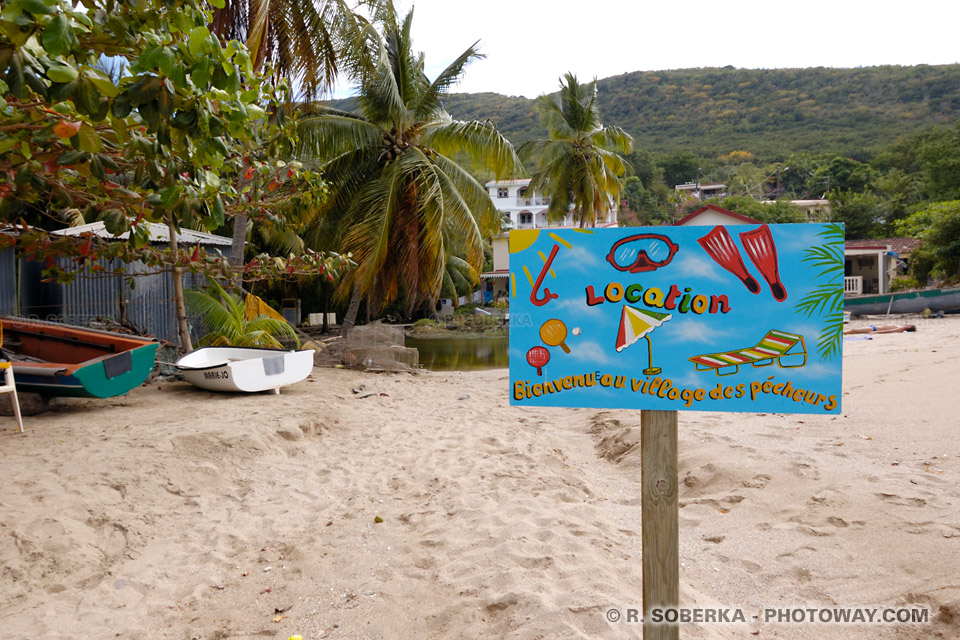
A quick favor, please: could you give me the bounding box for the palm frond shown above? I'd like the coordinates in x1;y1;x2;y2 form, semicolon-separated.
413;40;483;120
801;244;845;275
211;0;360;100
296;111;383;162
593;125;634;154
446;254;479;287
816;315;845;361
423;119;522;180
431;153;502;236
186;281;297;348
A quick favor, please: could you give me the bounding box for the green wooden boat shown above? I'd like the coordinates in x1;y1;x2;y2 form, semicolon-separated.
844;286;960;316
1;317;158;398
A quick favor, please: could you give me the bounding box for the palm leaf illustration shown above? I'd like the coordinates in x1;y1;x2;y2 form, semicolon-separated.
796;223;845;360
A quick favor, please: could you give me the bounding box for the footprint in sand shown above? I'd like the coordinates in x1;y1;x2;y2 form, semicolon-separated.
741;473;771;489
876;493;927;507
789;461;820;480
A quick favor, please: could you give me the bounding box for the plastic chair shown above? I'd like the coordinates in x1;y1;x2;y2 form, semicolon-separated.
0;361;23;433
1;318;24;433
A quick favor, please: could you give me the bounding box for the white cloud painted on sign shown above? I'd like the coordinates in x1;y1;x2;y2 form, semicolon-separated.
557;244;606;276
566;339;615;367
669;252;733;284
550;295;603;318
659;317;736;345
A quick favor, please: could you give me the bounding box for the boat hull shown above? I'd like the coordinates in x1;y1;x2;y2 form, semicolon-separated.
2;317;159;398
844;287;960;316
175;347;314;393
12;344;159;397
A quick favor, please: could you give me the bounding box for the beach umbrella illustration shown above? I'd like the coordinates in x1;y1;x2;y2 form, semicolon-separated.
526;346;550;375
540;319;571;353
616;305;672;375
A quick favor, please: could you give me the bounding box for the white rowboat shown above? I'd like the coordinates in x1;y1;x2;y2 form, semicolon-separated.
175;347;314;393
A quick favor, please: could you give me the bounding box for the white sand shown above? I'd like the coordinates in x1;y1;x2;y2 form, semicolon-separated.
1;317;959;639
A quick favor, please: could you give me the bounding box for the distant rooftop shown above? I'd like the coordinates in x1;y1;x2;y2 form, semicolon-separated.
485;178;532;187
846;237;921;255
674;204;761;226
53;221;232;246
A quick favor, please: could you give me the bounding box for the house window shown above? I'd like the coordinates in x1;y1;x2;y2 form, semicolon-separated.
497;188;509;198
519;212;533;226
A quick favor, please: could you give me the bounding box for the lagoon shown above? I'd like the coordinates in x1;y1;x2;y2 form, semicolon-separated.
406;335;509;371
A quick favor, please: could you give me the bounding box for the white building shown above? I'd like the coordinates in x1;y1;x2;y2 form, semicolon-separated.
674;182;726;201
480;179;618;300
769;199;831;221
486;178;617;230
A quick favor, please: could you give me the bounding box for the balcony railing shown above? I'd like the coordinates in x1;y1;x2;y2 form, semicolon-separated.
844;276;863;296
516;197;550;206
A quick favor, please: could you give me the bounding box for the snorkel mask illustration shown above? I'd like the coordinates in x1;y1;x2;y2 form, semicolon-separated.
605;233;680;273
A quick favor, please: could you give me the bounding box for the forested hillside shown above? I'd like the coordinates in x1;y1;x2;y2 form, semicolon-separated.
325;65;960;280
430;65;960;160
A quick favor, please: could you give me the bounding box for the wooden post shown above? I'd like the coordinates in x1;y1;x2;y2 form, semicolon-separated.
642;409;679;640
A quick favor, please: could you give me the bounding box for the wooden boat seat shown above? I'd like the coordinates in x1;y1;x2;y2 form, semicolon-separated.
1;348;48;364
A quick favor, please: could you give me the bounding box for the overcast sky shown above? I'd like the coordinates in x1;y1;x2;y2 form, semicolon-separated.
340;0;960;98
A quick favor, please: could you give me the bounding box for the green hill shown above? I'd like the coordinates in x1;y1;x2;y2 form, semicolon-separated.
425;65;960;160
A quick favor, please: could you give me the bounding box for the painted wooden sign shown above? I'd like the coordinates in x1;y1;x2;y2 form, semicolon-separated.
508;223;844;414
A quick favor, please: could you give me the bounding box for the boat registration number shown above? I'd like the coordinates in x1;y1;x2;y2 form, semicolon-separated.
203;371;230;380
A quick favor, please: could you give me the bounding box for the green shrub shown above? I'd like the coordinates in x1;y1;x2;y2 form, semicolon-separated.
412;318;439;328
889;276;920;292
895;200;960;283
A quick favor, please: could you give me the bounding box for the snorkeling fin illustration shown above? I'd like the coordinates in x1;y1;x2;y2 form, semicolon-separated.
697;226;761;294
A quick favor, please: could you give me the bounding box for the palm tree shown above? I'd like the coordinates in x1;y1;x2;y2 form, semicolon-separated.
209;0;364;101
185;280;298;348
519;73;633;227
210;0;372;270
296;5;521;332
440;255;479;310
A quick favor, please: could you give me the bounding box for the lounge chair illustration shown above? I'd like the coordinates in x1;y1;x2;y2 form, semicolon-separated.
689;329;807;376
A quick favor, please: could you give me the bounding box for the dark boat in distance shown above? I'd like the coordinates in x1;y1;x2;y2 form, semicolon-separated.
0;317;158;397
844;286;960;317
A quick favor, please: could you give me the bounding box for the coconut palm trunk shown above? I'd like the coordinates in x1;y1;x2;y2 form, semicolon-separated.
341;283;363;337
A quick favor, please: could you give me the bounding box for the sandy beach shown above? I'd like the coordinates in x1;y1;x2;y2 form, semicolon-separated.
1;316;959;639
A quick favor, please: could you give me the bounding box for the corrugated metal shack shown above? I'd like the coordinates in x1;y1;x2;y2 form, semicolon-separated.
22;222;233;347
0;237;16;316
0;226;61;318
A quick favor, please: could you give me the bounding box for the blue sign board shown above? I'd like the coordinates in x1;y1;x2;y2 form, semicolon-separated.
508;223;844;414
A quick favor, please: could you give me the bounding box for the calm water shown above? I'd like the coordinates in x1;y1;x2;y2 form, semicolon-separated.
406;335;509;371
